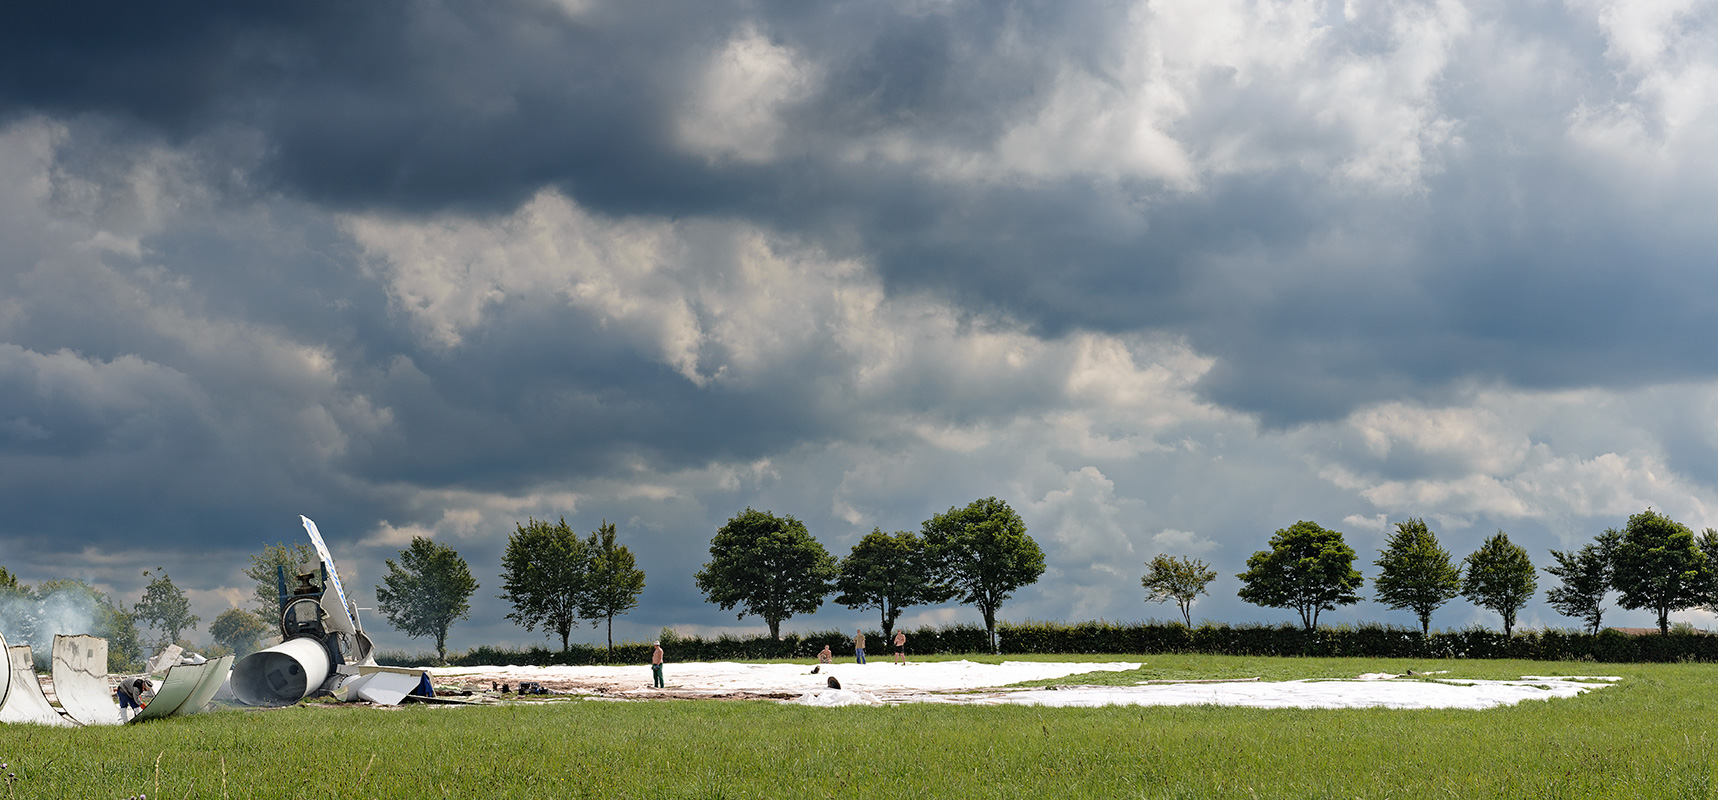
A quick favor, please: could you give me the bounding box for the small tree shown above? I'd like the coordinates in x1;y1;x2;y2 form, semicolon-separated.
835;528;947;640
695;508;836;640
1545;529;1619;635
582;520;646;656
133;569;201;650
243;541;319;628
1461;531;1537;636
1236;520;1362;632
498;518;588;652
210;607;270;657
922;497;1046;653
375;536;478;661
1699;528;1718;615
1372;518;1462;635
1612;509;1711;635
1141;554;1217;627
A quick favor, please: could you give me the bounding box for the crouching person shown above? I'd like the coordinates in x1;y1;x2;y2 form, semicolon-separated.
116;677;153;722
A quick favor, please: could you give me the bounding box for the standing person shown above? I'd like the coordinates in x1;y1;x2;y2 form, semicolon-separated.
853;629;867;664
893;630;907;665
115;677;152;722
650;641;665;689
817;644;833;664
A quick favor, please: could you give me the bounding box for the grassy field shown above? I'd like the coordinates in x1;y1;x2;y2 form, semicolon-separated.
4;654;1715;799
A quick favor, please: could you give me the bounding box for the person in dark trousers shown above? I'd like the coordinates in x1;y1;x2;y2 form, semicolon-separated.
650;641;665;688
893;630;907;664
116;677;152;722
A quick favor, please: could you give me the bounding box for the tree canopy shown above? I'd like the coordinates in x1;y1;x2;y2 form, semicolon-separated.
374;536;478;661
835;528;947;640
133;569;200;649
1544;529;1619;635
582;520;646;654
498;517;587;652
1461;531;1536;636
694;508;836;640
1612;509;1711;635
1236;520;1362;632
242;541;318;628
1372;518;1461;635
1141;554;1217;627
922;496;1045;652
210;607;270;657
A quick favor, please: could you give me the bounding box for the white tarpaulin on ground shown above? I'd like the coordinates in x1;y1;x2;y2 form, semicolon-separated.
431;660;1619;710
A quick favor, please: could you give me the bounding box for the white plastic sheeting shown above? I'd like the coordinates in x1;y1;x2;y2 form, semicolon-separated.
0;645;73;726
52;634;119;726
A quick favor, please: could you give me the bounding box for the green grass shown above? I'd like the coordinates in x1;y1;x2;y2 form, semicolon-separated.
6;655;1716;799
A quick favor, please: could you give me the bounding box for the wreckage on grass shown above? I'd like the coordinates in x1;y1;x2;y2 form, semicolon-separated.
0;515;431;726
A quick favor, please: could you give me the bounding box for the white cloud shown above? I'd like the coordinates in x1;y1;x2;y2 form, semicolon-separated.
677;27;819;164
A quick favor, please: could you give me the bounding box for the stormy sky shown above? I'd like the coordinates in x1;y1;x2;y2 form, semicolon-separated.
4;0;1718;653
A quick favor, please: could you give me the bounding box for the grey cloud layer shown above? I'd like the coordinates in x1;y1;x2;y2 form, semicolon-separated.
10;1;1718;424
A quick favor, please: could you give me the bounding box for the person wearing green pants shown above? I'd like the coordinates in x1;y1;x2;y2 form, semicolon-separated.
651;641;665;688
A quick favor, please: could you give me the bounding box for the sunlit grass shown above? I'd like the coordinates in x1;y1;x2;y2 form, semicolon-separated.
5;655;1715;799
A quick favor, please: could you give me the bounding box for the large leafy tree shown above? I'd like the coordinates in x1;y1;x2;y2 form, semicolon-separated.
498;518;588;652
1699;528;1718;616
1612;509;1711;635
695;508;836;640
210;607;271;657
835;528;947;640
242;541;319;628
1141;554;1218;627
1545;529;1620;635
1372;518;1461;635
582;520;646;655
133;569;201;650
375;536;478;661
1461;531;1537;636
922;497;1046;653
1236;520;1362;632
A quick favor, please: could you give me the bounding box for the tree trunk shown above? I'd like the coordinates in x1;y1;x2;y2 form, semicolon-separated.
768;617;781;641
606;613;614;657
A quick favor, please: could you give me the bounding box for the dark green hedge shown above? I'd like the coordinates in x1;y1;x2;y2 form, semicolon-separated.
377;621;1718;667
997;620;1718;662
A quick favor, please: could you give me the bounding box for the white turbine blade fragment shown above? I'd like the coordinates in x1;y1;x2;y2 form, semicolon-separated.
301;515;358;635
52;635;119;726
132;658;229;721
147;644;183;677
0;629;11;711
0;645;74;726
179;655;235;715
349;666;427;705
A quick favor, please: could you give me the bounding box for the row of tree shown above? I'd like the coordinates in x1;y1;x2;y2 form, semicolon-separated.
693;497;1046;651
1143;509;1718;636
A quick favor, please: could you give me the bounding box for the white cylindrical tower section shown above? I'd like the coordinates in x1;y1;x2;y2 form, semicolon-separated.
231;637;330;706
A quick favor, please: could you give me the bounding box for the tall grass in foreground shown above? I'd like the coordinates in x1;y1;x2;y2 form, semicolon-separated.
6;655;1716;799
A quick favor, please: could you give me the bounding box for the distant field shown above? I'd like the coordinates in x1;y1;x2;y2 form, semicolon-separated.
8;654;1716;799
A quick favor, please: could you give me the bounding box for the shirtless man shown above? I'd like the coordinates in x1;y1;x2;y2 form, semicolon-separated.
650;641;665;688
893;630;907;664
817;644;833;664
